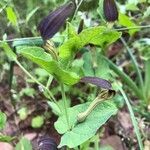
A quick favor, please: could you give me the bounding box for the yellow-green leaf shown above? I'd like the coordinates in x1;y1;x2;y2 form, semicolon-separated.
6;7;17;26
55;100;118;148
0;41;17;61
59;26;121;63
118;13;139;35
20;46;80;85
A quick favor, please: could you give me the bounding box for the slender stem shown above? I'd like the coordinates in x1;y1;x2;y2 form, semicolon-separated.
16;60;44;87
72;0;84;21
15;60;59;103
1;25;150;43
118;85;144;150
15;60;63;114
144;60;150;104
77;96;102;122
102;56;144;100
0;3;7;13
116;25;150;31
0;36;62;43
46;75;53;89
94;134;99;150
120;38;144;90
60;83;70;130
77;90;115;122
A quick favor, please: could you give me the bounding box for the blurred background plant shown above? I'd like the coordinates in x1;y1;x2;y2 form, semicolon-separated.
0;0;150;149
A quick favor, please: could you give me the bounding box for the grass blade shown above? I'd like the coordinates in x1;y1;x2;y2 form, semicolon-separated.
118;85;143;150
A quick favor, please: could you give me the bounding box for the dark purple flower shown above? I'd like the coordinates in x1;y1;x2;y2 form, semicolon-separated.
38;136;58;150
103;0;118;22
77;19;84;34
38;2;75;40
80;76;112;89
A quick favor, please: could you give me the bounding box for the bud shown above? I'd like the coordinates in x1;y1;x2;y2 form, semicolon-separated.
103;0;118;22
80;76;112;90
38;2;75;40
38;136;57;150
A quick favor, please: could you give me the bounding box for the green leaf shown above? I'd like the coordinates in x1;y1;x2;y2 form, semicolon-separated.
97;0;105;22
82;52;95;76
143;6;150;19
20;46;80;85
95;54;112;80
20;87;36;97
17;107;28;120
48;101;62;116
118;13;139;35
70;59;84;77
34;68;50;83
6;7;17;26
15;137;32;150
59;26;121;62
48;99;70;116
126;3;139;11
67;22;78;39
0;41;17;61
12;38;43;48
133;38;150;61
0;135;14;142
127;0;138;5
0;112;7;130
144;60;150;102
55;100;118;148
83;51;112;80
31;116;44;128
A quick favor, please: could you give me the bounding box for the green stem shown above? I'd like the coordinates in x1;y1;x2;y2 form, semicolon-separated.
60;83;70;130
118;85;144;150
0;3;7;13
46;75;53;89
15;60;61;107
77;90;115;123
144;60;150;104
16;60;44;87
120;37;144;89
116;25;150;31
72;0;84;21
102;56;144;100
77;96;102;122
1;25;150;43
94;134;99;150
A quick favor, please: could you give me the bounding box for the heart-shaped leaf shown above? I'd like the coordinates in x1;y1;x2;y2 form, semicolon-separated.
55;100;118;148
59;26;121;63
20;46;80;85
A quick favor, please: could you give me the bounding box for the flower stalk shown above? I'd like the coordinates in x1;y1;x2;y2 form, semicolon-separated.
77;89;115;123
